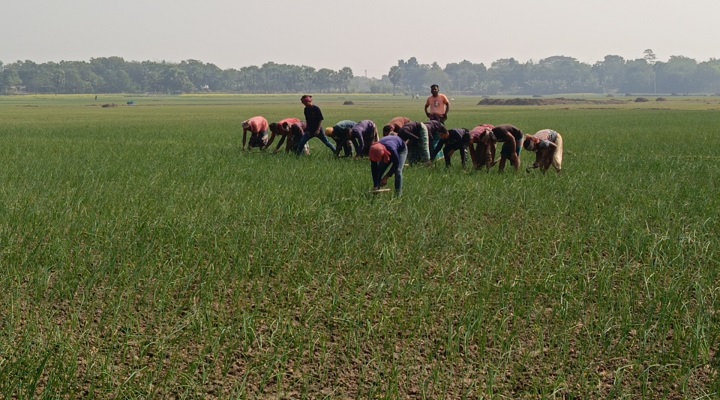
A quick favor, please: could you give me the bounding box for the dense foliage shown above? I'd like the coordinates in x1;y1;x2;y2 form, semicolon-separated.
1;50;720;95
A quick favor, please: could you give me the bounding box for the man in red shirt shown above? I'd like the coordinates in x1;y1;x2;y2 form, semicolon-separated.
241;116;269;150
266;118;303;153
382;116;411;136
469;124;495;170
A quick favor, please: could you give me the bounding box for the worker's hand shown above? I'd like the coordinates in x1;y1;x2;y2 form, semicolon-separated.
380;177;388;187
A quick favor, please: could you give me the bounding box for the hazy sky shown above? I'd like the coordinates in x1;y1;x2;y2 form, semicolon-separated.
3;0;718;78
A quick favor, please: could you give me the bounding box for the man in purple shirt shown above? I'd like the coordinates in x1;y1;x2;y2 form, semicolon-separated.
350;120;379;158
369;135;407;196
396;121;430;165
295;95;337;156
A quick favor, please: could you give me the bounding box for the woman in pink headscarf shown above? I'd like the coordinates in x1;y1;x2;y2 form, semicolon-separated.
369;135;407;196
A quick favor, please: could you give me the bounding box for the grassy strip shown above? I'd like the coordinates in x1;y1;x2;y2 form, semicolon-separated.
0;95;718;398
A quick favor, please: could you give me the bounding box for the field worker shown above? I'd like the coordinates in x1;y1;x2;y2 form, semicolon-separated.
424;120;448;161
325;120;356;157
350;120;379;157
295;95;337;156
266;117;302;153
424;84;450;123
491;124;524;172
268;119;310;155
523;129;564;173
468;124;496;170
325;128;354;157
395;121;431;165
382;116;411;136
241;116;269;150
430;128;471;168
286;120;312;155
370;135;408;196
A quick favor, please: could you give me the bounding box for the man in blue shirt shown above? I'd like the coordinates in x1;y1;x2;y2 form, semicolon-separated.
369;135;408;196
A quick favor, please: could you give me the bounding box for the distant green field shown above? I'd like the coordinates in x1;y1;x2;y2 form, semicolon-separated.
1;94;718;398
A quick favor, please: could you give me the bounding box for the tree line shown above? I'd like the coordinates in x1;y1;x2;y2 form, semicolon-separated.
1;50;719;95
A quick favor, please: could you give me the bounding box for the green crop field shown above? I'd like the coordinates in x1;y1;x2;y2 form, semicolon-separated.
0;94;719;399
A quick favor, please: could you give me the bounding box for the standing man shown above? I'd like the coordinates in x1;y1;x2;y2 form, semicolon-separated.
424;84;450;123
241;116;270;150
295;95;337;156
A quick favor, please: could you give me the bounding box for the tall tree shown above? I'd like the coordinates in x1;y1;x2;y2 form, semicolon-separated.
621;59;654;93
388;65;402;94
334;67;354;92
643;49;659;93
694;59;720;93
400;57;428;93
643;49;657;65
488;58;527;94
424;62;450;92
314;68;336;93
159;67;195;93
656;56;698;94
592;55;626;93
180;59;214;92
445;60;486;93
238;65;263;93
61;65;89;93
1;68;21;93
